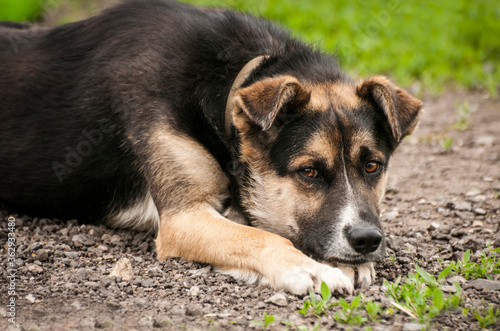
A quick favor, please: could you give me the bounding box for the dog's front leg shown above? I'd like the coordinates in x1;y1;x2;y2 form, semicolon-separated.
155;203;353;295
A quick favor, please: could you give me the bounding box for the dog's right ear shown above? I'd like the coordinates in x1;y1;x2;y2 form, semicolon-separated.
232;76;310;134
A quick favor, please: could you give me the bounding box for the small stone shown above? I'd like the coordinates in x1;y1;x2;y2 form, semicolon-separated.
64;251;79;259
455;201;472;211
428;222;440;231
382;209;399;222
447;276;467;285
80;317;95;328
153;317;171;328
441;285;458;293
97;244;109;251
72;234;94;247
71;300;82;310
110;235;122;245
473;208;487;215
457;236;483;251
493;236;500;248
109;257;134;281
27;264;44;274
472;220;484;227
28;242;43;251
265;292;288;307
185;303;203;317
26;294;36;303
475;135;495;147
95;317;113;329
138;316;153;327
146;266;164;277
403;322;427;331
188;286;200;297
467;279;500;291
133;256;143;263
101;276;114;287
170;305;186;315
141;279;154;288
34;249;50;262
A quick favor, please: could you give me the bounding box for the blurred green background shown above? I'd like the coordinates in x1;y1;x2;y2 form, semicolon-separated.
1;0;499;96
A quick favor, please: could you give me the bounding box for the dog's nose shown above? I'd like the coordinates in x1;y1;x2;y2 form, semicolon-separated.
346;227;382;255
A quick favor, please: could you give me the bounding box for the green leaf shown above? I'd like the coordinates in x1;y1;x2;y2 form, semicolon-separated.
463;250;470;263
339;298;350;310
320;282;331;302
432;288;444;309
438;264;452;281
415;265;437;287
351;295;362;308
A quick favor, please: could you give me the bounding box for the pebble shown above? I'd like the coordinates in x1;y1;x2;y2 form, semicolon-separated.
188;286;200;297
153;317;171;328
185;303;204;316
170;305;186;316
64;251;79;259
146;266;164;277
26;294;36;303
473;208;486;215
71;300;82;310
138;316;153;327
264;292;288;307
27;264;44;274
109;257;134;281
472;220;484;227
467;279;500;291
28;242;43;251
455;201;472;211
403;323;427;330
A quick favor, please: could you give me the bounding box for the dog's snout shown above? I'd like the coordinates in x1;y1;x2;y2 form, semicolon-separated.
346;227;382;255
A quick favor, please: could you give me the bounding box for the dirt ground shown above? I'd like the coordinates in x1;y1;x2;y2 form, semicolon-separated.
1;90;499;330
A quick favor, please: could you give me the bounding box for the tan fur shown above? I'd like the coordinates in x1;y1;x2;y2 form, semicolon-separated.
305;82;361;113
155;203;352;295
145;128;230;211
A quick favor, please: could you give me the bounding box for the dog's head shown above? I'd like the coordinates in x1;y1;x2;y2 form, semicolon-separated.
231;74;422;266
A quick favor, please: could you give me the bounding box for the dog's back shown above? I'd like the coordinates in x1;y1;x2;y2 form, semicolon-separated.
0;0;338;221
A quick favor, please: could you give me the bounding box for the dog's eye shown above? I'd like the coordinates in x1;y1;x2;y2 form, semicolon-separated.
300;168;318;178
365;161;380;174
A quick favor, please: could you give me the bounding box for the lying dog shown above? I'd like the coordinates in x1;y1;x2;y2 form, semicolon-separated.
0;0;421;294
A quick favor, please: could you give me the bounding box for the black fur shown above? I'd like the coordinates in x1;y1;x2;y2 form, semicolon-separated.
0;0;349;223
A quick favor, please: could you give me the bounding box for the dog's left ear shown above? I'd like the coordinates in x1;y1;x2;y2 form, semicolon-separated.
233;76;310;132
357;76;422;143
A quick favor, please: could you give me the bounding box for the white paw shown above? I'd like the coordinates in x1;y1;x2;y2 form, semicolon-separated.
272;262;354;295
337;262;376;287
358;262;376;286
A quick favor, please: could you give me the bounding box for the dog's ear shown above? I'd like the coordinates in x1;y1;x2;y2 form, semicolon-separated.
233;76;310;132
357;76;422;143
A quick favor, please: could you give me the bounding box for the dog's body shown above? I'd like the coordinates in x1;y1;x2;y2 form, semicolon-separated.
0;0;421;294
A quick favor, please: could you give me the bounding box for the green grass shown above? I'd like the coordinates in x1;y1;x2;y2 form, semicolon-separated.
1;0;499;94
472;305;500;329
450;247;500;280
384;265;463;325
184;0;500;95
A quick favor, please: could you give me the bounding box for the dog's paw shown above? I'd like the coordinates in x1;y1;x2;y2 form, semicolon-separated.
269;261;354;295
337;262;376;287
219;261;353;295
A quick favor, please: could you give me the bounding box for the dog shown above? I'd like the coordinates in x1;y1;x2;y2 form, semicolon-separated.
0;0;421;295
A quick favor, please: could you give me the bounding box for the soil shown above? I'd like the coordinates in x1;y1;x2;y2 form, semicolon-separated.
1;90;499;331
